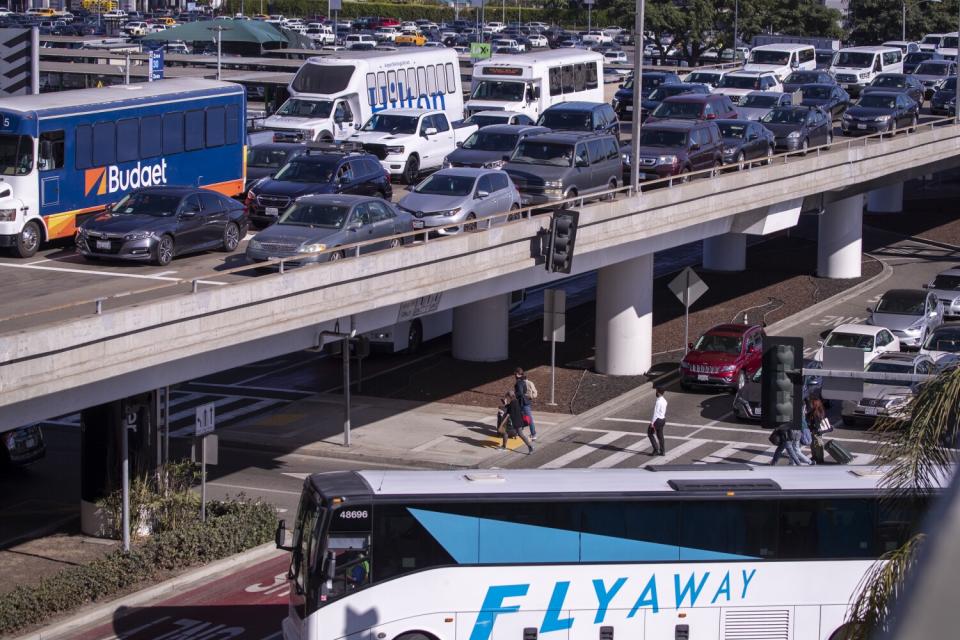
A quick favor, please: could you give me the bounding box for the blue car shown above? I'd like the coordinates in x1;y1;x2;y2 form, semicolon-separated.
611;71;681;120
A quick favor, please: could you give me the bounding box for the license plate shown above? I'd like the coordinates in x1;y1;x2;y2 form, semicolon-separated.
625;105;633;111
857;124;867;130
840;83;849;89
96;240;110;250
521;197;531;205
865;407;878;416
266;207;279;217
25;438;35;448
412;220;424;229
697;374;709;381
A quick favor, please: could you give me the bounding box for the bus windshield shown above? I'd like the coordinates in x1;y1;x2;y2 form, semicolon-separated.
471;80;526;102
276;98;335;119
0;134;33;175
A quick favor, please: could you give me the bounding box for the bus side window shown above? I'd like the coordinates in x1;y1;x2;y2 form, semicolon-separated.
162;112;184;155
435;67;446;95
561;65;574;93
365;73;377;106
140;116;162;158
225;105;240;145
446;63;457;94
184;109;204;151
75;125;92;169
586;62;599;89
92;122;115;167
549;67;561;96
574;63;585;91
38;130;64;171
116;119;138;163
206;107;225;148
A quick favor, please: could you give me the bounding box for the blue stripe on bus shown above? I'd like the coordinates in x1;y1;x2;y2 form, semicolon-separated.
409;508;756;564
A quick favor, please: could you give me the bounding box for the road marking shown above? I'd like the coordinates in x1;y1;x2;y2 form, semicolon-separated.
208;482;301;496
0;260;226;285
749;446;777;465
169;398;284;436
597;419;879;445
697;442;743;464
645;438;708;466
281;472;310;480
153;270;177;276
589;438;650;468
539;432;622;469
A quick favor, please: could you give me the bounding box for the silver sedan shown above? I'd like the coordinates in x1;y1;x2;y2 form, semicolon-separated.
398;168;522;236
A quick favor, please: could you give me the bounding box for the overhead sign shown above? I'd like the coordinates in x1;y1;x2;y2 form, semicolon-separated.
471;42;492;60
195;402;216;437
149;48;164;81
820;346;865;401
668;267;708;308
483;66;523;76
0;28;38;95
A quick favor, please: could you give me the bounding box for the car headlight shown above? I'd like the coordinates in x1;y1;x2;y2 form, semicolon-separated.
875;115;891;122
612;98;619;108
842;113;852;120
246;190;257;201
787;131;801;139
0;208;16;221
124;231;153;241
442;159;451;169
621;153;631;165
386;145;405;154
299;243;327;253
483;159;504;169
300;129;314;140
722;145;737;154
907;317;926;331
886;396;910;408
437;207;461;217
656;154;677;165
248;239;261;250
719;365;737;373
543;180;562;187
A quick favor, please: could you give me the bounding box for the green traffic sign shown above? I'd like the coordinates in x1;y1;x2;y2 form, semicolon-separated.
470;42;491;59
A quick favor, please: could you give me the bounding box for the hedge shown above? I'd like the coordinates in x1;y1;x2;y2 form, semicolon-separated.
0;498;276;636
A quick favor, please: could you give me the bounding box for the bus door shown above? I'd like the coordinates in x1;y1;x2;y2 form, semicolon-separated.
37;130;65;215
332;99;358;139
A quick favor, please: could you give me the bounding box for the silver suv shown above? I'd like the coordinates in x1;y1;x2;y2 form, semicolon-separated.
398;168;521;235
503;131;623;207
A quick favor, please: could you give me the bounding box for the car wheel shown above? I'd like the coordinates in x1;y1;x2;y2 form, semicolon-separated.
507;203;521;222
463;213;478;232
153;234;174;266
14;220;41;258
221;222;241;252
602;178;617;200
561;189;577;209
735;151;745;170
328;249;345;261
735;370;747;391
766;145;775;165
406;320;423;354
388;237;401;249
800;138;809;155
678;168;691;184
910;114;918;133
825;131;833;149
402;155;420;185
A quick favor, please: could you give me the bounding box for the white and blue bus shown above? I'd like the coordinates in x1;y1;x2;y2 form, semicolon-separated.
0;78;246;257
277;467;934;640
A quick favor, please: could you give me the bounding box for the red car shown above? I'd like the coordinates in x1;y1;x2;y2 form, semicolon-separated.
680;323;764;391
645;94;740;124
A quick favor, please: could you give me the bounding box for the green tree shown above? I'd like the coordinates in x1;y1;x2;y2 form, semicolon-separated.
847;0;960;44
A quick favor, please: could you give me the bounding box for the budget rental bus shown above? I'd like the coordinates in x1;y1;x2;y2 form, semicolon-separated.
276;466;937;640
0;78;245;257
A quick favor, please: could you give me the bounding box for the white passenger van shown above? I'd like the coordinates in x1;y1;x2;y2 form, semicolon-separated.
919;33;946;52
466;49;604;120
830;46;904;96
264;48;464;143
937;32;959;60
743;43;816;80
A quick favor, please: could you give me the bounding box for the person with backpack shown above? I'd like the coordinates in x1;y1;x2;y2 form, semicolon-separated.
770;421;813;465
497;391;534;454
514;367;538;441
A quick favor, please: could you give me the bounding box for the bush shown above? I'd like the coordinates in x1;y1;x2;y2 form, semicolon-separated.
0;497;276;636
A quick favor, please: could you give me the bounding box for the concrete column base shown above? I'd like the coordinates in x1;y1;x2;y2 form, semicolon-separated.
818;194;863;279
595;254;653;375
703;233;747;271
452;293;509;362
81;499;111;538
866;182;903;214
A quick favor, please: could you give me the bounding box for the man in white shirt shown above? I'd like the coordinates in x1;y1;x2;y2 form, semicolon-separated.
648;387;667;456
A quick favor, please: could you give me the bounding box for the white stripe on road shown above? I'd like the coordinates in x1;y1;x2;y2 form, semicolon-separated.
597;419;879;445
589;438;651;468
645;438;708;466
697;443;743;464
749;446;777;465
169;399;282;436
0;260;227;285
539;432;622;469
208;482;301;496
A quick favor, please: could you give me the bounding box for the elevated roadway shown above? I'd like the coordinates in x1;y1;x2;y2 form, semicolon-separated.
3;121;960;427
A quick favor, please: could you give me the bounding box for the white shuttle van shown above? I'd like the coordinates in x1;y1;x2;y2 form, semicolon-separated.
830;46;904;96
743;43;816;80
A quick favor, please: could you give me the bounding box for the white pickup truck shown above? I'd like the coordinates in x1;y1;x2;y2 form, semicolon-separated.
346;109;479;184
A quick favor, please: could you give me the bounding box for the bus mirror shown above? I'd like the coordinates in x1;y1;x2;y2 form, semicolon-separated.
275;519;293;550
40;139;52;160
325;549;337;581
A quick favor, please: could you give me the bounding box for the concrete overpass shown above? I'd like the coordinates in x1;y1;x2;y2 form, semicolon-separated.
3;120;960;427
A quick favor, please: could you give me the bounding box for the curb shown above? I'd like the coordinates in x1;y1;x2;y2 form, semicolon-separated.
12;543;284;640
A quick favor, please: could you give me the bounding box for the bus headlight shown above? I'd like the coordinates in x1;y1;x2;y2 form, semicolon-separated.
0;208;16;221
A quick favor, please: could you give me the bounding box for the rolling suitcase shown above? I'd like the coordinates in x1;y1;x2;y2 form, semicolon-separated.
825;439;853;464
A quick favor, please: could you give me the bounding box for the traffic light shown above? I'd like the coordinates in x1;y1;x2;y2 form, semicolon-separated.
761;337;803;430
546;210;579;273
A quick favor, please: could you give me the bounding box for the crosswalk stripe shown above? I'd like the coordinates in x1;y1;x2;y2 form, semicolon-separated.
645;438;708;466
697;443;744;464
169;399;282;437
851;453;876;465
539;432;622;469
589;438;651;468
749;446;777;465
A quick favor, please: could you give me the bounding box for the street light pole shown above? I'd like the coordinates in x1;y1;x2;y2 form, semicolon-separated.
734;0;739;55
630;0;645;193
903;0;907;41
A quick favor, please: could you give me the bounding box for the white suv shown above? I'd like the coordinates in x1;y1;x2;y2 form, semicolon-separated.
345;34;377;49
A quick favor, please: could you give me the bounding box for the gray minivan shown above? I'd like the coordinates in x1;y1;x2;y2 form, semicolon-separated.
503;131;622;207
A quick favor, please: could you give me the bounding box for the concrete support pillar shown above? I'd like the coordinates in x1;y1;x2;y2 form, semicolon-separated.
452;293;509;362
595;254;653;375
702;233;747;272
818;193;863;279
866;182;903;214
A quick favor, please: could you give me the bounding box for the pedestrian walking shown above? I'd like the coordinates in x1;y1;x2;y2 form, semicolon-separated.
648;387;667;456
770;421;813;465
807;396;828;465
514;367;538;440
498;391;534;454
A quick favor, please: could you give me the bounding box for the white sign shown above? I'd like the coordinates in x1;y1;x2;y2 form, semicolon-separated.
397;293;443;322
329;0;343;10
821;346;865;401
543;289;566;343
195;402;216;437
668;267;709;307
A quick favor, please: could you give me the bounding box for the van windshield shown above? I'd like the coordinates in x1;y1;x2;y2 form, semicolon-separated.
510;141;574;166
0;134;33;175
276;99;334;119
835;51;875;68
290;64;355;94
749;50;790;65
472;80;525;102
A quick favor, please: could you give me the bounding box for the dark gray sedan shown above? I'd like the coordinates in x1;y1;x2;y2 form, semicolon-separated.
246;194;412;265
443;124;549;169
912;60;958;100
841;92;920;136
716;119;775;166
76;187;248;266
760;105;833;153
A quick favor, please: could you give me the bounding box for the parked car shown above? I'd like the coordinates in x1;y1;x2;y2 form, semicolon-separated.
911;60;958;99
610;71;682;119
715;71;784;101
645;93;739;124
781;69;836;93
638;82;710;122
931;77;957;115
246;195;411;264
622;120;724;181
536;102;621;142
735;91;794;121
444;124;549;169
682;68;728;89
799;83;851;118
680;323;765;391
244;142;308;192
841;352;935;426
398;168;520;235
841;91;919;136
812;323;901;367
246;149;391;228
867;289;944;349
861;73;925;105
503;131;622;207
903;50;942;74
345;34;377;49
1;425;45;468
603;49;628;65
76;187;247;266
760;105;833;152
717;119;776;166
919;325;960;367
924;266;960;317
464;110;535;128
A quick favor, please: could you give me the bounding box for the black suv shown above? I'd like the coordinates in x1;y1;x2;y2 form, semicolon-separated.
245;147;392;228
536;101;621;142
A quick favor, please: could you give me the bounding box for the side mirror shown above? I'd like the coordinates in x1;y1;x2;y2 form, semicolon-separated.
423;126;438;137
687;342;694;350
476;189;490;198
922;283;930;289
40;139;52;159
866;307;873;314
930;311;939;318
455;141;463;148
180;207;198;217
348;219;362;231
275;520;293;550
689;142;701;150
354;123;361;130
748;133;759;140
502;154;510;161
576;157;589;167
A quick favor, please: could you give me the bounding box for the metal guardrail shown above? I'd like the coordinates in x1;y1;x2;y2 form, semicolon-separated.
3;116;959;327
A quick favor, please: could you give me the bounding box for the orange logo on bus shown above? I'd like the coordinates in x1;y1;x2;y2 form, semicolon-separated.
84;167;107;196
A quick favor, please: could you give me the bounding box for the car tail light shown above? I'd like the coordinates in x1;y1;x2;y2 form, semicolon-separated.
384;169;391;183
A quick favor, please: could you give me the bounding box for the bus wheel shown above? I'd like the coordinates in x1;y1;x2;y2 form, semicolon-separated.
406;320;423;355
14;220;41;258
394;632;438;640
154;235;174;266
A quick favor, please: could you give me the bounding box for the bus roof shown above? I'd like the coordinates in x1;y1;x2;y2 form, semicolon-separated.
475;49;603;68
0;78;243;117
309;47;458;65
750;43;815;52
310;467;951;500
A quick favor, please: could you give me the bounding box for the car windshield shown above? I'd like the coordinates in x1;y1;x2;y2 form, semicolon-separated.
638;128;688;147
510;140;574;166
858;95;897;109
465;114;509;128
248;147;296;169
922;36;944;45
749;50;789;65
718;123;748;139
906;52;933;64
720;75;761;89
462;131;519;151
865;361;914;386
361;114;418;134
472;80;525;101
741;94;780;108
876;294;925;315
824;332;875;350
685;72;720;85
651;101;703;119
0;133;33;175
762;109;808;124
641;75;670;92
923;331;960;352
537;110;593;130
835;51;875;67
938;77;958;92
693;333;742;355
276;98;334;119
803;86;833;99
871;75;906;87
649;85;696;101
932;274;960;289
786;72;819;84
279;202;349;228
915;62;951;76
414;174;476;196
273;160;335;183
110;192;181;217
